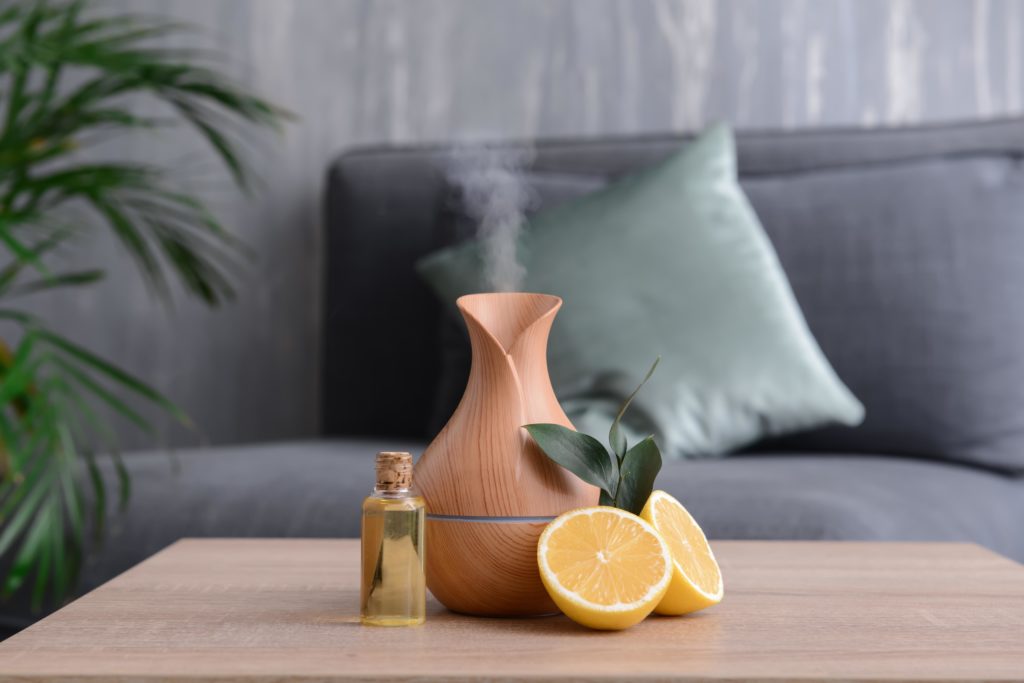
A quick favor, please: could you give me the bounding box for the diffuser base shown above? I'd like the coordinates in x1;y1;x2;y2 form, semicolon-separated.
425;518;558;616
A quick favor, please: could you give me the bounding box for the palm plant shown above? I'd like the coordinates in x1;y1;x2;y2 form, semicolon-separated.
0;0;287;607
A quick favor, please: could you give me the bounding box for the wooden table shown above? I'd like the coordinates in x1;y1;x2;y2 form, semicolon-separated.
0;539;1022;682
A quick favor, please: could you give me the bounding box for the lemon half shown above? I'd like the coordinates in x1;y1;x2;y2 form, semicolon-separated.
537;506;672;630
640;490;723;615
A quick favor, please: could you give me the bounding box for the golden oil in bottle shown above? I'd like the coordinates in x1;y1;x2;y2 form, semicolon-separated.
360;451;426;626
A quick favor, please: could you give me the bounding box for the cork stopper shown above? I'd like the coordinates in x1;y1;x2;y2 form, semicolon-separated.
375;451;413;491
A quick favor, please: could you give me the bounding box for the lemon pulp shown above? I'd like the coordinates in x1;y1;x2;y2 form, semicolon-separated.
640;490;723;615
537;506;671;630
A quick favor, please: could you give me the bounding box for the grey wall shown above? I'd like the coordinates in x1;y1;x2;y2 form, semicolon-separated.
39;0;1024;449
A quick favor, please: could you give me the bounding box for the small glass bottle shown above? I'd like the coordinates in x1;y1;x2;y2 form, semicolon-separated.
360;451;426;626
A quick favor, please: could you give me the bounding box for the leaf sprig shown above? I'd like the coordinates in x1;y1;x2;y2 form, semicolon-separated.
525;358;662;515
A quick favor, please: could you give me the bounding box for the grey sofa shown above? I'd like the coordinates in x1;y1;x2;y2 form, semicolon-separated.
9;118;1024;630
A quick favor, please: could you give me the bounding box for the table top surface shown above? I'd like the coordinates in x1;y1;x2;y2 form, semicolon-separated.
0;539;1022;682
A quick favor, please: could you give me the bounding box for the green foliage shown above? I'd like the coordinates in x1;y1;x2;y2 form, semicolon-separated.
613;436;661;515
524;425;617;494
525;358;662;515
0;0;286;607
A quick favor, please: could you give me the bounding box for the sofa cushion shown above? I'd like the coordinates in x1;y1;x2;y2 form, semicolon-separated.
83;442;1024;599
429;147;1024;473
81;440;418;594
746;155;1024;472
661;454;1024;563
418;124;864;459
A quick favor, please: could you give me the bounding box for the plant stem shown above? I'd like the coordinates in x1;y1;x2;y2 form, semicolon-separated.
611;452;626;507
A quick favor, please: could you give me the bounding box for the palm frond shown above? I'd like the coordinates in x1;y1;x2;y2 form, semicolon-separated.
1;0;288;304
0;0;287;606
0;311;191;607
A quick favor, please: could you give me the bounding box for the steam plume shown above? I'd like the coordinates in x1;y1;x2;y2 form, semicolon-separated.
447;145;534;292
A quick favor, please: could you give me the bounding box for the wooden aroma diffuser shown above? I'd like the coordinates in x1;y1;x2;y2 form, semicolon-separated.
414;292;598;616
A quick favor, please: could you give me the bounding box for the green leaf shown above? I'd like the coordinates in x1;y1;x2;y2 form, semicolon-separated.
80;451;106;539
48;505;71;608
85;194;167;297
56;421;85;542
609;356;660;459
167;96;249;190
615;437;662;515
40;330;191;427
50;356;153;433
0;332;40;405
0;307;41;326
524;423;617;495
7;269;104;297
110;449;131;508
0;466;53;564
5;501;52;599
0;228;74;295
52;375;120;451
0;456;47;526
0;228;51;278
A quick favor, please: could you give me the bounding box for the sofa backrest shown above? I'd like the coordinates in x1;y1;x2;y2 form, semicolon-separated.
323;118;1024;450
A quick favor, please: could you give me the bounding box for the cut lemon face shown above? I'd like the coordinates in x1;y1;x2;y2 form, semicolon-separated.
640;490;723;615
537;506;672;630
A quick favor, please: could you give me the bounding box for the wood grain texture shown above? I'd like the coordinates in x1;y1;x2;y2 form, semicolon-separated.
425;518;556;615
0;539;1022;682
415;294;599;615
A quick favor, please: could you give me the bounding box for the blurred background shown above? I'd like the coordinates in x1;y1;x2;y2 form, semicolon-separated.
38;0;1024;450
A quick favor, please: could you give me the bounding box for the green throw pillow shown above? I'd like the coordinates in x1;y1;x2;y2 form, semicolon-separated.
416;123;864;458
